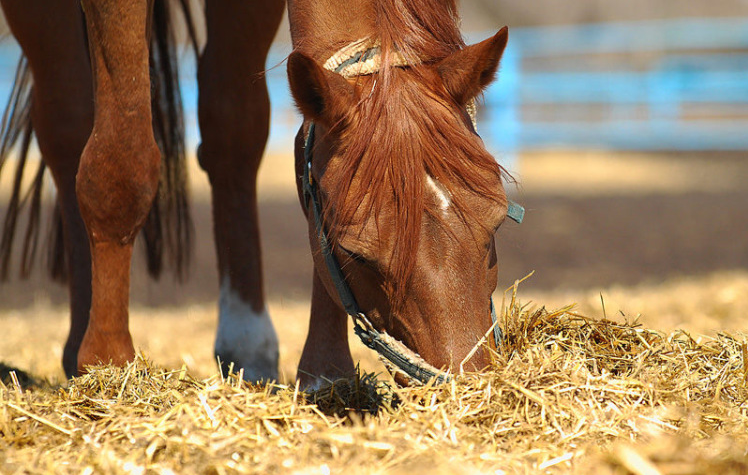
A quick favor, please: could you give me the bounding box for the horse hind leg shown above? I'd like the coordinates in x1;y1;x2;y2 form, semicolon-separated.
198;0;285;382
0;0;94;377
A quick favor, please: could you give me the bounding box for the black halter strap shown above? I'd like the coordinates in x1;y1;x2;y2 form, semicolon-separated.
301;123;510;385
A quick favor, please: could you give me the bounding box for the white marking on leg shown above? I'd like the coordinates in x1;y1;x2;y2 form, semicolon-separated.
426;175;451;211
215;277;279;382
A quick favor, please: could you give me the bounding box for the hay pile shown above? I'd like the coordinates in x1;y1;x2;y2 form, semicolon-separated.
2;297;747;474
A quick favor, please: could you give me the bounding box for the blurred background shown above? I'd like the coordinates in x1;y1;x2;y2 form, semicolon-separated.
1;1;747;376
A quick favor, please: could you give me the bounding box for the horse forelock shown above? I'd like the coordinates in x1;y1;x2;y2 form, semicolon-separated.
375;0;463;61
326;72;505;309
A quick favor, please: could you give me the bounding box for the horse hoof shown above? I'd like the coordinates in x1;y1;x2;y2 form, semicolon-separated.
76;329;135;376
214;287;279;383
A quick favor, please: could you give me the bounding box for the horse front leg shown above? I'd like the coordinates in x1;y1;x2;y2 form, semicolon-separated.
74;0;160;373
297;269;355;389
197;0;285;382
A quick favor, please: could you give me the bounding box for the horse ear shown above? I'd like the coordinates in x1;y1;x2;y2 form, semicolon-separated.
288;51;357;126
437;27;508;105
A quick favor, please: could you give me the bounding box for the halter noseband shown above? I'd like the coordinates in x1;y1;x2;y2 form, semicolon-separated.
302;123;455;384
299;41;524;385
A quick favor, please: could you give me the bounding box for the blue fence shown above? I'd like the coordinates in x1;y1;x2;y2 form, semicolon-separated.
1;17;746;162
472;18;748;154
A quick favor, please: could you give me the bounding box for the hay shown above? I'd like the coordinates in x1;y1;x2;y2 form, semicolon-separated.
2;295;747;474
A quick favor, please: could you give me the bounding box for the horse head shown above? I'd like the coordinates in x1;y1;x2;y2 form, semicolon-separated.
288;28;511;385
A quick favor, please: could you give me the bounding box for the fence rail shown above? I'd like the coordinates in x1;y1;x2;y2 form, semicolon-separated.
1;18;745;158
476;18;748;153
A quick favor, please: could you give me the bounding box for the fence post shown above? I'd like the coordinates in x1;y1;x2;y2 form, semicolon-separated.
484;42;520;173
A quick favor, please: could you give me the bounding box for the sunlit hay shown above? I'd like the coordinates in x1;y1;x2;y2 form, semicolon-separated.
2;296;748;473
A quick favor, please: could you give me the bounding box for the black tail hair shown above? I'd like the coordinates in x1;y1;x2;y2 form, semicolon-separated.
0;0;199;283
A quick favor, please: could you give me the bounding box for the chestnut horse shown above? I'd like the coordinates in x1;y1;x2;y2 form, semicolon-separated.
0;0;284;381
0;0;511;386
287;0;511;386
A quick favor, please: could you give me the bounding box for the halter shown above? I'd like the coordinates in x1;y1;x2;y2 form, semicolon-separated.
299;41;524;385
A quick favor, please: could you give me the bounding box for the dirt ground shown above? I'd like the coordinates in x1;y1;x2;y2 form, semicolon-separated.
1;150;747;382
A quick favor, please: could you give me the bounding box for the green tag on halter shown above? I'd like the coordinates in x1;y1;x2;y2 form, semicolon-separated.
507;200;525;224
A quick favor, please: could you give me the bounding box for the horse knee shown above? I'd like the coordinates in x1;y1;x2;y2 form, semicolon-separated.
76;130;161;243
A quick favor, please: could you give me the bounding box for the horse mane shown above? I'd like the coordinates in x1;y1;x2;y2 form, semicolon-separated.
326;0;507;303
0;0;198;283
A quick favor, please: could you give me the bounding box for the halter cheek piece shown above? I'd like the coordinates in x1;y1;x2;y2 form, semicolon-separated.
302;122;523;385
300;41;525;385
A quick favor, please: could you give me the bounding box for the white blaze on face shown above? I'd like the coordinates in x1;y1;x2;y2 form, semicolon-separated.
426;175;451;211
214;277;279;382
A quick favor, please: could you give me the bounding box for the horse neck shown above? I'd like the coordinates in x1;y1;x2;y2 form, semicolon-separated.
288;0;376;61
287;0;461;62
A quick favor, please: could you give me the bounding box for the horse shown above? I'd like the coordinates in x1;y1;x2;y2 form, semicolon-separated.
0;0;512;387
286;0;513;386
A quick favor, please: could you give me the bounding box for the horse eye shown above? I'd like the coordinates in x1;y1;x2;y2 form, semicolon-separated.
337;244;371;266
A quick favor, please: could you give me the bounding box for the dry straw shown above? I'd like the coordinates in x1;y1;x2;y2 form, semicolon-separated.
2;287;747;474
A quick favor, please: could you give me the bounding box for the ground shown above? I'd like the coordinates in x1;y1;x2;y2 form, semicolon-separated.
1;150;747;473
2;150;746;381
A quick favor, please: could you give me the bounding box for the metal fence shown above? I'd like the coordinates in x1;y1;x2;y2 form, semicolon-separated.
1;17;746;159
474;18;748;154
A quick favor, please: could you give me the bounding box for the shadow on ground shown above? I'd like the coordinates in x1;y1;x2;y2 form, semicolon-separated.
1;188;747;309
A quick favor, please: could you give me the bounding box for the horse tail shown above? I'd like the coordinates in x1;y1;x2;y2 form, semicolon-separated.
0;56;40;282
142;0;199;281
0;0;200;283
